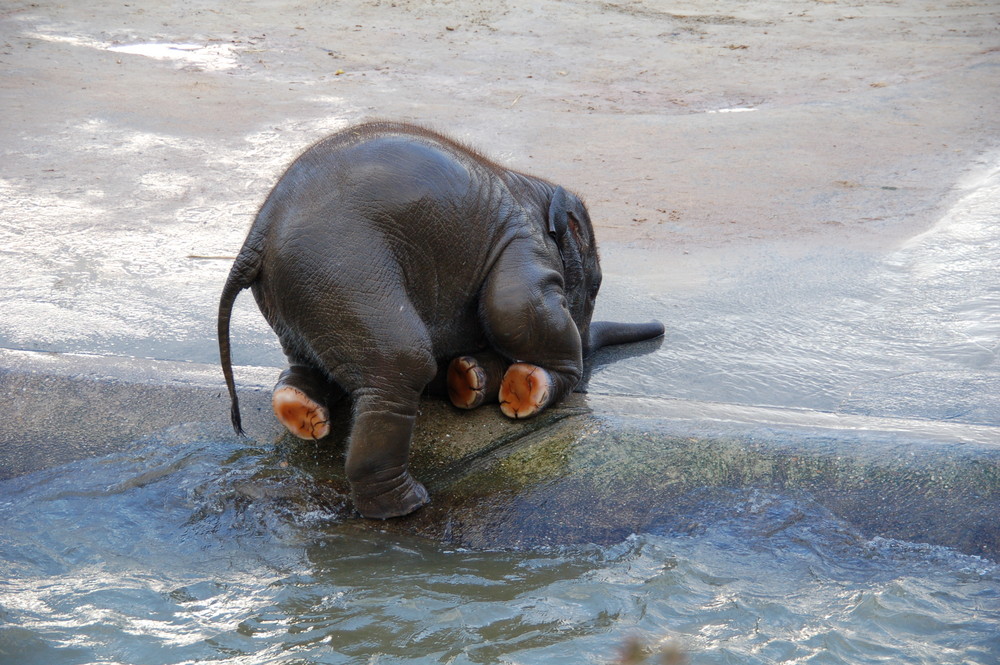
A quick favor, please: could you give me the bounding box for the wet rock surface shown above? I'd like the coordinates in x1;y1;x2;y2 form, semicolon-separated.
2;350;997;558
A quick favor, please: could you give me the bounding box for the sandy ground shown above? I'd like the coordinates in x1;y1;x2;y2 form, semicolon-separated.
1;0;998;370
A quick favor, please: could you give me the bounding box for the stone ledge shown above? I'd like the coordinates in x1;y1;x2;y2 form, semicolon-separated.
2;348;997;558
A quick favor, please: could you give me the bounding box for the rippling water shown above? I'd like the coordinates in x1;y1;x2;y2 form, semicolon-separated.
2;438;997;665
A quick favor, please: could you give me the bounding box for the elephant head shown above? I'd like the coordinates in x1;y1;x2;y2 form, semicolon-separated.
547;186;661;357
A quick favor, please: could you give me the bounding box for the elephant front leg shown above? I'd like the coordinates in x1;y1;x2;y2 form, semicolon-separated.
272;365;343;440
345;392;430;519
447;351;509;409
498;362;557;419
480;240;585;420
447;354;556;418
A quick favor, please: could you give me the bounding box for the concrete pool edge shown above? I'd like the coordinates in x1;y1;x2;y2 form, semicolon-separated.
2;347;997;558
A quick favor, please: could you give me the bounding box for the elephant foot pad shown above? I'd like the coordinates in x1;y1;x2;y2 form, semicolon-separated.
272;385;331;440
447;356;487;409
499;363;551;419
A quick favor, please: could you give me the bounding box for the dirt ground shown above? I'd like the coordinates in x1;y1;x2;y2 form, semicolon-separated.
1;0;998;359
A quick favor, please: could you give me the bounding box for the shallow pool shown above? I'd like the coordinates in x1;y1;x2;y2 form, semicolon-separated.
2;438;997;665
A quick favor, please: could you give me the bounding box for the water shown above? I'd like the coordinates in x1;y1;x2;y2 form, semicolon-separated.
591;160;1000;424
2;437;998;665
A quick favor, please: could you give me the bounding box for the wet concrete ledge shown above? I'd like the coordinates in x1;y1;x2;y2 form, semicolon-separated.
2;348;997;559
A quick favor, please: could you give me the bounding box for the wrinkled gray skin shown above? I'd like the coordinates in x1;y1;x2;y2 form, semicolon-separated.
218;122;664;519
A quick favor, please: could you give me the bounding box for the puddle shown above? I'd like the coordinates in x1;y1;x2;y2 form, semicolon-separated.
1;437;997;664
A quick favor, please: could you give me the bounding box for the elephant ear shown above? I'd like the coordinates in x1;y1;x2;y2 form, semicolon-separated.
547;187;590;260
546;186;595;308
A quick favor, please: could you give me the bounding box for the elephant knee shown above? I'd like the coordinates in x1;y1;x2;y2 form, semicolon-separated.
374;346;436;395
402;349;437;390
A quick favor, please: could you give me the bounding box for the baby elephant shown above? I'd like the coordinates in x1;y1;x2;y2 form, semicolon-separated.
218;122;663;519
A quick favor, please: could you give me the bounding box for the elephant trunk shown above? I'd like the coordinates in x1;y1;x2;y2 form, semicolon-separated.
586;320;665;356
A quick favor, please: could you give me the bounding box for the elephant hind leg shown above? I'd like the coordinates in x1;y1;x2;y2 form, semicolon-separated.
271;365;343;440
273;386;329;440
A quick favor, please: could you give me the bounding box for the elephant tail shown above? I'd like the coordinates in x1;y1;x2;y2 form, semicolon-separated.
217;244;262;436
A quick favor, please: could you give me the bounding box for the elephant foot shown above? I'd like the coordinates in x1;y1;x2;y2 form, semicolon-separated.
272;384;330;440
447;356;488;409
499;362;552;419
352;472;430;519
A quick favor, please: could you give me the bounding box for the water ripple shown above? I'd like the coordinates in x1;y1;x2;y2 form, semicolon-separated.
1;444;997;664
